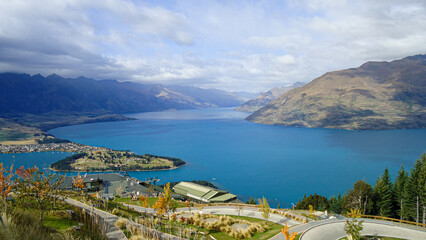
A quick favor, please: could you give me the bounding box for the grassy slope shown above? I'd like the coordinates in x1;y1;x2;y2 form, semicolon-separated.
0;118;46;144
0;112;132;145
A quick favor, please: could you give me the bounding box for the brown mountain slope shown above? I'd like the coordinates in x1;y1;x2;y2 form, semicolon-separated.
246;55;426;130
235;82;305;112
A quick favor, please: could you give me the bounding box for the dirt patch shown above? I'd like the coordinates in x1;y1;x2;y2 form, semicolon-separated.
204;218;218;224
231;223;250;231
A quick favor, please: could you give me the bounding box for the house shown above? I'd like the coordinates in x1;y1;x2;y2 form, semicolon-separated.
173;182;237;203
62;173;149;197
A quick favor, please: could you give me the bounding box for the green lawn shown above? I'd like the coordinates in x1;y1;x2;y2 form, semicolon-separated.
43;216;78;231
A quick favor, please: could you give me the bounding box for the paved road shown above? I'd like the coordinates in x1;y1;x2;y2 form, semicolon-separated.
122;204;426;240
270;218;426;240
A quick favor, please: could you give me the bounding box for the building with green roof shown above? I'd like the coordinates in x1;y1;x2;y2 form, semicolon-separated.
173;182;237;203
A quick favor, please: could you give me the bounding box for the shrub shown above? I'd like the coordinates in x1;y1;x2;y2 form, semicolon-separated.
115;218;127;229
112;208;119;215
129;236;143;240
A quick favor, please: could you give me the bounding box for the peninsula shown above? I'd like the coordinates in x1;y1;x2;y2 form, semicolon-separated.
0;141;186;172
50;149;185;172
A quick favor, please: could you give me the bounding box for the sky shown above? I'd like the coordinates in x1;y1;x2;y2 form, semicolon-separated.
0;0;425;92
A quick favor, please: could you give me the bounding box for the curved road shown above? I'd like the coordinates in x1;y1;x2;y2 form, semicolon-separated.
270;218;426;240
300;219;426;240
123;203;426;240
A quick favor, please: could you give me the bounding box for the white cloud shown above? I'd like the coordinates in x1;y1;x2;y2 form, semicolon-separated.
0;0;425;92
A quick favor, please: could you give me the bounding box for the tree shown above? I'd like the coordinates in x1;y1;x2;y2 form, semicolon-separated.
393;165;408;220
308;204;314;215
15;166;64;222
162;182;173;217
345;179;373;215
163;182;172;203
329;193;343;214
296;193;329;211
420;154;426;225
0;163;13;198
373;168;393;217
258;196;270;221
281;222;297;240
115;185;123;197
235;199;244;216
344;209;363;240
402;155;424;222
248;196;256;205
73;172;85;191
152;194;167;216
139;194;150;208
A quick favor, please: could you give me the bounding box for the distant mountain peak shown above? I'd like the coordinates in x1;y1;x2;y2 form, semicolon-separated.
235;82;305;112
246;54;426;130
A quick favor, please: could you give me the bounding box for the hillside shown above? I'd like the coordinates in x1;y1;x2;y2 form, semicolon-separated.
247;55;426;130
235;82;304;112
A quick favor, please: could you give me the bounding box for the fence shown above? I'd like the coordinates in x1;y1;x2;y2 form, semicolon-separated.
361;215;426;227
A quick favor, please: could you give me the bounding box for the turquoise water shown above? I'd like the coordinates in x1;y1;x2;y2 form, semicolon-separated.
0;151;74;170
2;108;425;207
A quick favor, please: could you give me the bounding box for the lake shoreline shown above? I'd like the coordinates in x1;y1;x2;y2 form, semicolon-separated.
48;163;186;173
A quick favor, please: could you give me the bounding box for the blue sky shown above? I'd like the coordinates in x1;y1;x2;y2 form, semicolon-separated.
0;0;425;92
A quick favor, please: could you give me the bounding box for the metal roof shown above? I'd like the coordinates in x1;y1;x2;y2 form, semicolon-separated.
173;182;236;203
210;193;237;202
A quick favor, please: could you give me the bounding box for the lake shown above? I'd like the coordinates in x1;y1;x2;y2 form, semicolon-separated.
2;108;425;207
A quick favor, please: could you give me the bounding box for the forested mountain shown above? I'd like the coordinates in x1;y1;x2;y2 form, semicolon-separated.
247;55;426;130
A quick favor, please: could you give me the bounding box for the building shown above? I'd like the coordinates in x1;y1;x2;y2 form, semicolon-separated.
62;173;149;198
173;182;237;203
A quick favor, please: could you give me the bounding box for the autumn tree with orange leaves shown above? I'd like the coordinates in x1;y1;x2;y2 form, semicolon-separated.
139;194;150;208
15;166;64;222
73;173;85;191
153;194;167;216
0;163;14;198
281;222;298;240
153;183;176;217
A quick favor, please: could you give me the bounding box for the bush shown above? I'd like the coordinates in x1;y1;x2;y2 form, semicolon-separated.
115;218;127;229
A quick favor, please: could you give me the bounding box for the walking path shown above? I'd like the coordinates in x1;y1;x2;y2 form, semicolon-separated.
64;198;127;240
123;205;302;227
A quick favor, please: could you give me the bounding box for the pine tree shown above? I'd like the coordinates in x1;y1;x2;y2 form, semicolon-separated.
374;168;393;217
393;165;407;220
418;154;425;225
329;193;343;214
403;156;424;222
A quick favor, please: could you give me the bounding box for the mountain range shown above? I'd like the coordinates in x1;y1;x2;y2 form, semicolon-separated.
0;73;246;143
0;73;244;116
247;55;426;130
235;82;305;112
